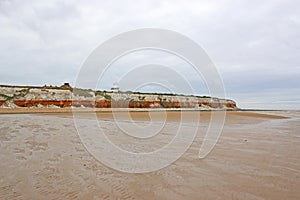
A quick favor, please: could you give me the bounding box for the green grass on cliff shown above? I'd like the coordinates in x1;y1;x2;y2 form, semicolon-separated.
73;88;94;97
0;93;13;101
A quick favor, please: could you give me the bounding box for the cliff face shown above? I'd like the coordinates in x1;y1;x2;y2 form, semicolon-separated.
0;85;238;110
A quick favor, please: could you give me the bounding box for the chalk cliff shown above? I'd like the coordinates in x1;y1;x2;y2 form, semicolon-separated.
0;85;238;110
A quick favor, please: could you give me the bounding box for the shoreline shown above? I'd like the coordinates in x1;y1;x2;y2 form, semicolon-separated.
0;107;288;120
1;107;296;114
0;107;236;114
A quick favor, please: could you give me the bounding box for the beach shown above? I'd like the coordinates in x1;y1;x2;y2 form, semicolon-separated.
0;110;299;199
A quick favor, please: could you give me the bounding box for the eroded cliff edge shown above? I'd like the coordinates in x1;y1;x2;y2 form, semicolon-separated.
0;85;238;110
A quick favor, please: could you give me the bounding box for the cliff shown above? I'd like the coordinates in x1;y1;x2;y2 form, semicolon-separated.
0;85;238;110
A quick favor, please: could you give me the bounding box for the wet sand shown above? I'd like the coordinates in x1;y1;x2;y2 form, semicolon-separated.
0;110;299;199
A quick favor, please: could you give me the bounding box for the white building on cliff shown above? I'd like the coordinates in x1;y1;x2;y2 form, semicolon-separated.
111;82;120;93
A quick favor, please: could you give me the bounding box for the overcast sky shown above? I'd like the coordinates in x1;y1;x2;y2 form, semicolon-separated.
0;0;299;109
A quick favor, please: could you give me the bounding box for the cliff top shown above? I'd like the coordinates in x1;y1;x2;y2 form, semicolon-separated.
0;83;219;99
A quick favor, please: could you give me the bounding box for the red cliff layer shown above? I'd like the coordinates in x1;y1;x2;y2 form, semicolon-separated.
11;100;237;109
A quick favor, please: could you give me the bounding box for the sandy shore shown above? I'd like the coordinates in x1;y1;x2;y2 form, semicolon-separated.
0;107;287;119
0;110;299;199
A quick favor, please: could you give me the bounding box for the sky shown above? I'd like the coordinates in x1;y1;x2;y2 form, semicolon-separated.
0;0;299;109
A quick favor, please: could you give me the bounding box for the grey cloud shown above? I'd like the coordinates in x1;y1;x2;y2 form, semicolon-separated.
0;0;299;109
